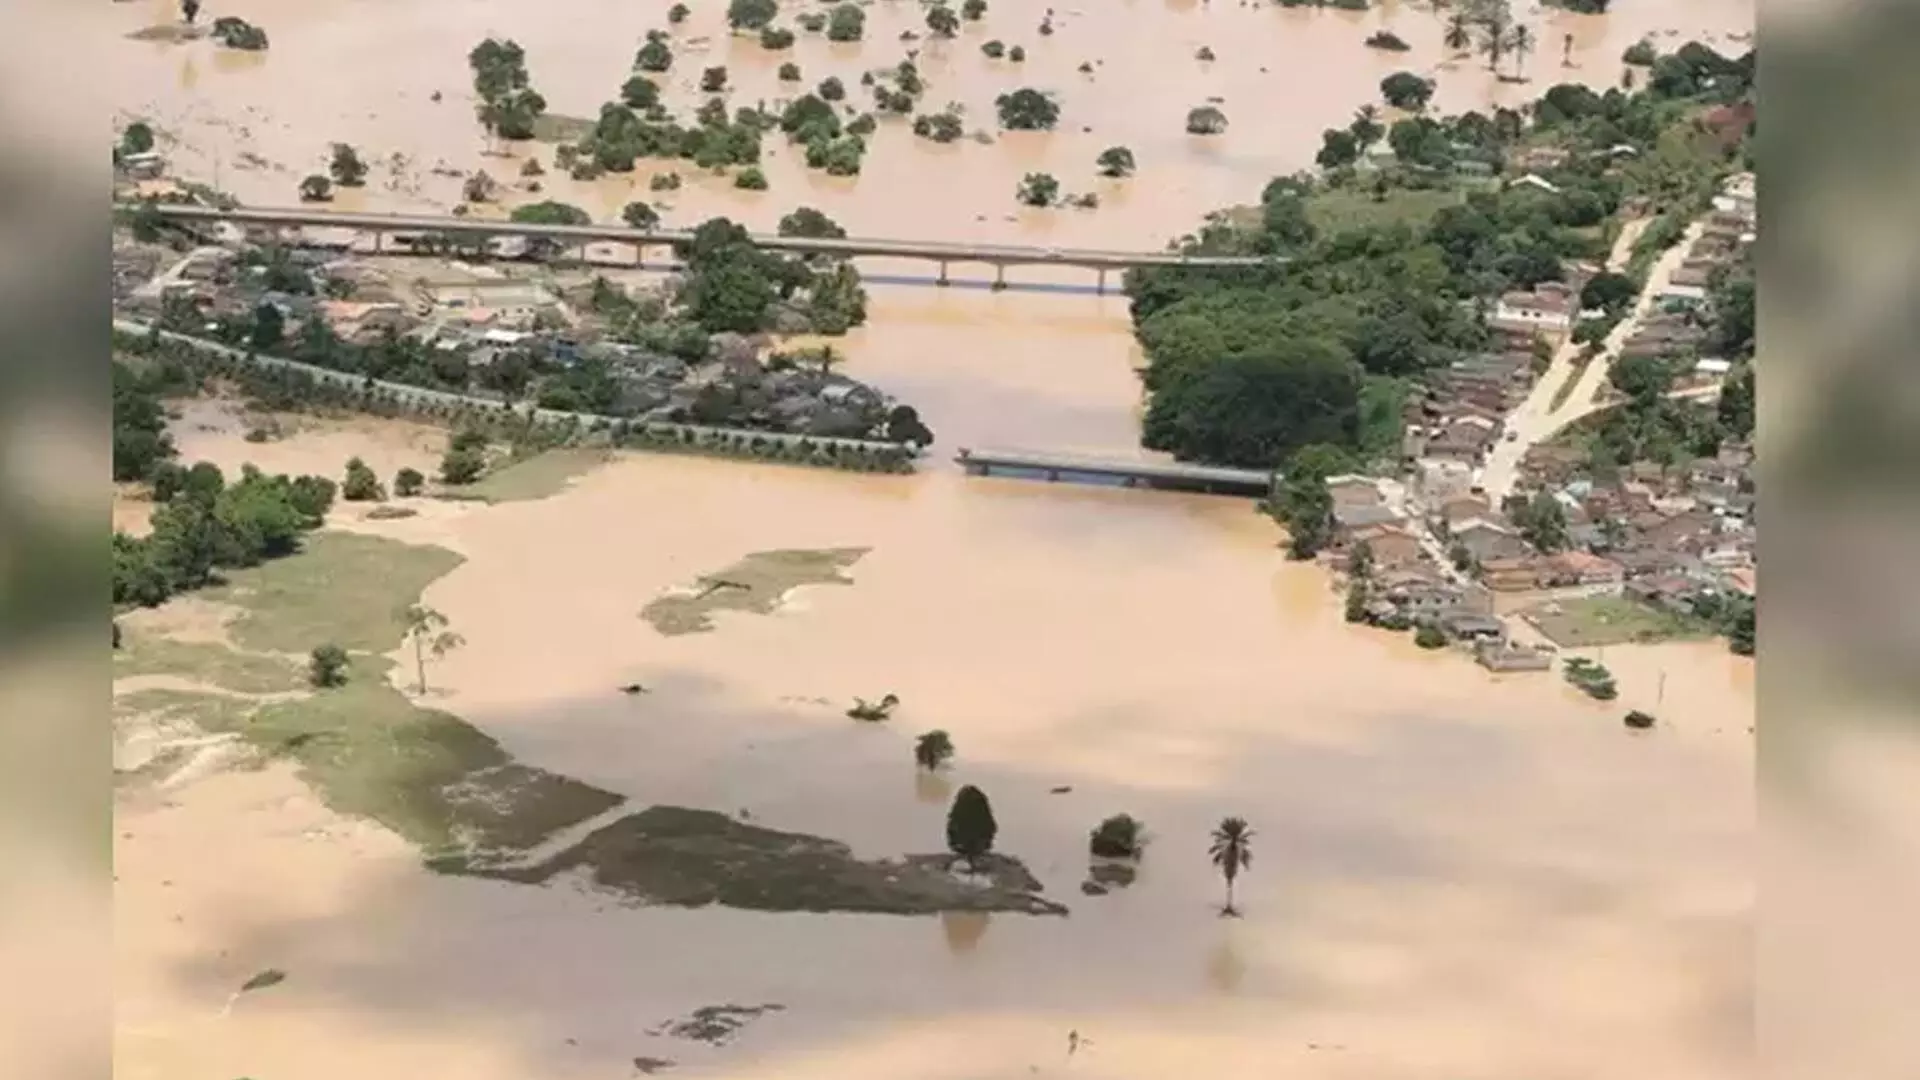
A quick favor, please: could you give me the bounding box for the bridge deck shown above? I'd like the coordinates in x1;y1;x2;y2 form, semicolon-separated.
129;203;1273;270
956;447;1274;495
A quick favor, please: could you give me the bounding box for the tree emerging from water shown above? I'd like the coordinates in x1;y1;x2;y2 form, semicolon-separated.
1207;816;1254;916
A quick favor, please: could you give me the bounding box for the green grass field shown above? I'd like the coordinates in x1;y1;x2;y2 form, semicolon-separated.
1304;185;1475;234
1527;595;1716;648
438;447;614;504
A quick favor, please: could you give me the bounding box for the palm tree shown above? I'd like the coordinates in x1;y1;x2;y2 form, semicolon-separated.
403;604;465;694
1561;31;1574;67
1207;817;1254;917
1508;24;1535;80
181;0;200;24
1442;14;1472;56
1479;22;1508;73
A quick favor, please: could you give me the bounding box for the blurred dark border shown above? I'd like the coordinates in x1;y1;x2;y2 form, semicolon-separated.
1760;1;1920;1078
0;4;113;1077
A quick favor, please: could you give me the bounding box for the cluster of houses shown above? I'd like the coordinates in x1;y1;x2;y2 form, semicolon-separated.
113;237;898;440
1611;170;1757;393
1312;420;1755;664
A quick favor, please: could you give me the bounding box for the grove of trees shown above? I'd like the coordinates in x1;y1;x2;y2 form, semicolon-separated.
113;365;338;609
470;38;548;140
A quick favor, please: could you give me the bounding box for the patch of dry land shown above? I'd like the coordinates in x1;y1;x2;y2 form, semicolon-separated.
641;548;869;636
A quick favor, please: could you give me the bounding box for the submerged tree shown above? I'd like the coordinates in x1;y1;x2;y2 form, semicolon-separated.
914;730;955;771
946;784;998;871
1095;145;1136;178
1184;105;1228;135
181;0;200;25
1207;816;1254;916
995;88;1060;130
329;143;369;187
403;604;465;695
1089;813;1146;859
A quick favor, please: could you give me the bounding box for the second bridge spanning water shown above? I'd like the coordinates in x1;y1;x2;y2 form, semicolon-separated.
127;203;1281;295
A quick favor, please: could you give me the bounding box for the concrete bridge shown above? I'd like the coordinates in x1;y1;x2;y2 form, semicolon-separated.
123;203;1276;294
957;447;1275;497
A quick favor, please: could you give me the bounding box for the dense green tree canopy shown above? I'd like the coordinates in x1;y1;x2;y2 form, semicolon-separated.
995;88;1059;130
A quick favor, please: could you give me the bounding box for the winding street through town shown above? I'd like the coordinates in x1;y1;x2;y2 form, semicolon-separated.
1478;217;1714;502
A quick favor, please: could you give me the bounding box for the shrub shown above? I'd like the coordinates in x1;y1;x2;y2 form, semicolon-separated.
1365;30;1410;52
761;26;795;50
394;466;425;496
778;61;802;81
982;39;1005;59
734;166;769;190
1413;624;1447;649
1624;710;1657;729
309;644;350;688
1622;38;1657;66
1089;813;1146;859
441;444;486;485
341;456;385;501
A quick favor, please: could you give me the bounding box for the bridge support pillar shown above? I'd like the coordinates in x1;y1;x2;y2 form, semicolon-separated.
937;259;950;287
992;263;1007;291
1097;268;1107;295
371;231;382;254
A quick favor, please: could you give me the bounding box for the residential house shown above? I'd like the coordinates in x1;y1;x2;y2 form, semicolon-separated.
1659;263;1714;303
1490;286;1575;337
1609;546;1691;580
1626;573;1703;614
1539;551;1626;592
1640;508;1722;554
1333;503;1406;533
1519;443;1588;489
1414;415;1500;465
1475;639;1554;672
1713;170;1757;221
1375;571;1494;618
1439;611;1508;643
1341;523;1424;569
1478;555;1547;592
1326;475;1386;510
1453;517;1531;564
1434;492;1493;531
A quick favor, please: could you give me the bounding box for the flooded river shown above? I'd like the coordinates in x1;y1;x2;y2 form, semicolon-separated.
112;2;1754;1079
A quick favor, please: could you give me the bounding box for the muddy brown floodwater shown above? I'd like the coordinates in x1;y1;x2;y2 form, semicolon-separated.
112;2;1754;1079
